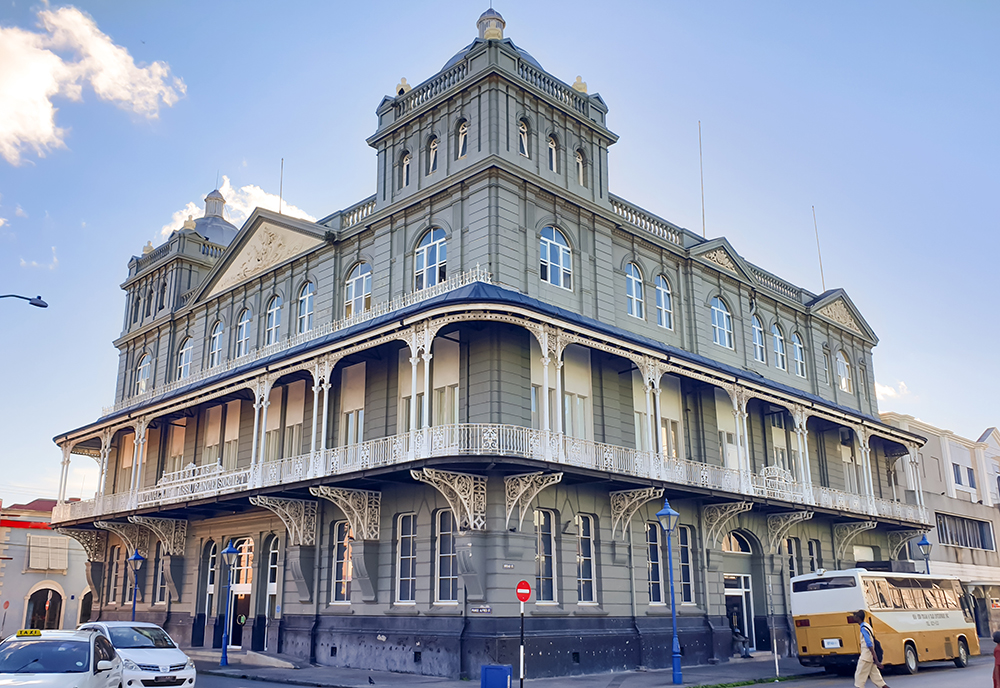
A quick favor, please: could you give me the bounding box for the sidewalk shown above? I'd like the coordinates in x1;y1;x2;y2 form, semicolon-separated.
198;652;822;688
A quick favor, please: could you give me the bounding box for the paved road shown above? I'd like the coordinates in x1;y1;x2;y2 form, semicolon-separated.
757;656;991;688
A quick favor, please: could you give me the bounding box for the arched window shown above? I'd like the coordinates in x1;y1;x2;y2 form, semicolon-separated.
233;537;254;586
518;120;529;157
132;295;141;324
415;228;447;290
539;226;572;289
457;121;468;159
436;510;458;603
711;297;733;349
655;276;673;330
107;546;121;605
721;531;752;554
625;263;644;319
401;152;411;188
145;289;153;317
547;136;557;172
297;282;314;334
427;137;438;173
345;263;372;317
204;541;217;619
752;316;766;363
266;538;279;618
576;150;586;187
135;354;151;395
208;322;224;367
265;296;282;345
176;338;192;381
157;282;167;311
236;309;251;357
772;324;786;370
792;333;806;378
836;351;853;393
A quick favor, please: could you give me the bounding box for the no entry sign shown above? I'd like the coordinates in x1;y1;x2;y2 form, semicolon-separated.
515;580;531;602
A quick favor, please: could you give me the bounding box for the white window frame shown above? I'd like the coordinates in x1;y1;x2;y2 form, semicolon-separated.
154;541;167;604
625;263;644;319
576;514;596;604
534;508;557;603
539;226;572;290
547;136;557;172
396;513;417;604
209;322;224;367
807;539;821;572
792;333;806;377
457;121;468;159
415;228;447;290
655;276;673;330
786;537;800;579
266;538;279;618
176;339;192;381
436;510;459;604
108;546;121;604
772;324;787;370
711;297;733;349
233;537;254;587
575;150;585;186
752;316;766;363
401;152;411;188
235;310;251;357
332;521;353;603
297;283;314;334
135;354;151;396
204;542;217;617
836;351;853;393
678;525;693;604
345;263;372;318
518;120;529;157
265;296;282;345
647;523;664;605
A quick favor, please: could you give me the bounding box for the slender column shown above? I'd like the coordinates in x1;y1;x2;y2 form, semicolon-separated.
320;379;331;452
800;426;814;502
249;394;262;469
541;354;551;461
644;382;656;454
553;359;563;435
128;428;142;495
909;447;925;509
975;444;992;507
57;445;72;503
409;355;420;433
422;351;433;430
310;374;321;454
258;396;271;464
653;386;664;456
97;446;110;499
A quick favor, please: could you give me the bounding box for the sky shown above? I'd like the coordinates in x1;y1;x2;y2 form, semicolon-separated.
0;1;997;506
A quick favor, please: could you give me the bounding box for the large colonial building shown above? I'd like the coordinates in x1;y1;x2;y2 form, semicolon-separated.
52;11;928;678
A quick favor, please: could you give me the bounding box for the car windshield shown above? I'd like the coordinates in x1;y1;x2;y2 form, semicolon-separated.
0;639;90;673
107;627;175;650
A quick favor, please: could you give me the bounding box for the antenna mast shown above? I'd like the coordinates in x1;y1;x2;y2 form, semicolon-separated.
699;121;706;238
812;205;826;292
279;158;284;215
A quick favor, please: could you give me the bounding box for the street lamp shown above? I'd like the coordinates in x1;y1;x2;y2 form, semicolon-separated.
220;540;239;667
127;550;145;622
656;497;682;685
0;294;47;308
917;534;932;575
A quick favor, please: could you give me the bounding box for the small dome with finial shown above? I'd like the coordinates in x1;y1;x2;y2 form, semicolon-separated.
477;8;505;40
187;189;238;245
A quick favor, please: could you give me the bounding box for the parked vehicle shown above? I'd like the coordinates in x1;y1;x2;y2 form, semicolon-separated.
78;623;195;688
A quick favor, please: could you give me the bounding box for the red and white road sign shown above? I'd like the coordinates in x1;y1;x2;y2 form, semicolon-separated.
515;580;531;602
2;601;8;610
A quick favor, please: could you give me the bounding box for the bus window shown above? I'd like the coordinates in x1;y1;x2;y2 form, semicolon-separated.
863;579;881;608
887;583;905;609
873;579;892;609
791;576;857;592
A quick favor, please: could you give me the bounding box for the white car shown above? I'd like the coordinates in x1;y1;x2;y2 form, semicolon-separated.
78;623;195;688
0;628;123;688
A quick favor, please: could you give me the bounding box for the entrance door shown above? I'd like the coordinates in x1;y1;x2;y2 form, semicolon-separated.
227;538;254;649
725;574;756;650
229;594;251;648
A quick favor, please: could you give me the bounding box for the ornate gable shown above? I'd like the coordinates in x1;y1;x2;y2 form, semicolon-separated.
207;221;323;298
702;248;739;274
816;298;863;335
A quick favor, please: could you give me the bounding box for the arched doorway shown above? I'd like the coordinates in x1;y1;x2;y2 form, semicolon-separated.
228;538;254;649
721;531;763;651
78;590;93;625
26;588;62;629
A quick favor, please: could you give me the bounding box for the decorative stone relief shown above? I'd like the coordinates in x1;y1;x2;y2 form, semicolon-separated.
55;528;107;562
209;223;323;297
817;300;863;335
127;516;188;556
248;496;318;547
609;487;664;540
704;502;754;547
702;248;738;273
411;468;488;531
766;511;814;554
504;472;563;530
310;486;380;540
834;521;877;563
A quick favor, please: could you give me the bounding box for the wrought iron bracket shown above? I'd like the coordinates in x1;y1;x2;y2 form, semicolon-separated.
94;521;149;557
127;516;188;556
248;496;318;546
704;501;754;547
888;528;929;560
310;486;380;541
504;472;563;530
835;521;878;563
610;487;664;541
55;528;107;562
411;468;488;531
767;511;814;554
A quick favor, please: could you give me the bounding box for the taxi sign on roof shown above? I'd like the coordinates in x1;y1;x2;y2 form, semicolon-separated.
16;629;42;637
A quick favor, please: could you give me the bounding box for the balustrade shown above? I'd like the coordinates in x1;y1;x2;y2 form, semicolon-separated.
609;196;683;247
396;63;468;116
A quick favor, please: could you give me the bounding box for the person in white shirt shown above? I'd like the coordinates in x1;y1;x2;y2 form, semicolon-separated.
854;609;890;688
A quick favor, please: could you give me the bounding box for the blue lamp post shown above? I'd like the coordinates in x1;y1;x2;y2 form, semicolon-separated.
220;540;240;667
917;534;932;575
127;550;145;622
656;498;682;685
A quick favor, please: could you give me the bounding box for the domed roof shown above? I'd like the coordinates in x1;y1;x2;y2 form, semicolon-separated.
191;189;238;246
479;8;503;21
442;37;543;72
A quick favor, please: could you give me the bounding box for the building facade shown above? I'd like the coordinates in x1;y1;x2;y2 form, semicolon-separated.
881;413;1000;638
0;499;91;635
52;11;928;678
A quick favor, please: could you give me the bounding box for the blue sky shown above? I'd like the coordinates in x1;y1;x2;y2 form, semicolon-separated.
0;1;996;505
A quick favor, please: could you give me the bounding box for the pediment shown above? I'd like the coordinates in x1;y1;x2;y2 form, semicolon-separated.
809;290;877;343
690;240;755;283
816;299;863;335
206;219;324;298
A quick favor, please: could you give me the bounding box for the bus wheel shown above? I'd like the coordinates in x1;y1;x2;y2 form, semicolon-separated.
904;643;919;674
954;638;969;668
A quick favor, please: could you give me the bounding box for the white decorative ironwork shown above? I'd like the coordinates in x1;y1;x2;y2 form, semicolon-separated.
410;468;488;531
127;516;188;556
504;472;563;530
766;511;814;554
55;528;107;562
609;487;664;540
94;521;149;557
248;496;318;547
704;502;754;547
309;486;381;541
835;521;878;563
888;529;929;560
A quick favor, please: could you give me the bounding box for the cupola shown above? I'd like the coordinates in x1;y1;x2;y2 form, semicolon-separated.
205;189;226;218
477;8;505;40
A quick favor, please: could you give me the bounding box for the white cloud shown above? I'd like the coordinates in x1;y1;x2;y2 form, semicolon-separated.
15;204;26;217
19;245;58;269
876;381;909;402
160;175;317;238
0;217;7;228
0;6;185;165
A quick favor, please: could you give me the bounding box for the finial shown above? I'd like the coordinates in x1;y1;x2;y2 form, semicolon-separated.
572;76;587;93
396;77;411;96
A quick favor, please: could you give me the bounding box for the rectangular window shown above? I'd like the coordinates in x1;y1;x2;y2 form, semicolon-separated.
433;384;459;426
437;510;459;603
223;400;241;471
661;419;680;459
204;405;223;464
534;509;556;603
108;546;121;604
341;362;366;445
967;467;977;489
822;352;831;385
786;537;800;579
263;386;282;462
576;514;595;603
396;514;417;603
678;525;693;603
936;512;995;550
647;523;663;604
808;539;822;572
953;463;963;486
27;535;69;571
531;385;540;430
154;542;168;604
332;521;352;603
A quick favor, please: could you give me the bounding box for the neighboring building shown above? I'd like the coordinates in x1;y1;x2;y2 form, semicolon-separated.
51;10;928;678
0;499;91;634
881;413;1000;637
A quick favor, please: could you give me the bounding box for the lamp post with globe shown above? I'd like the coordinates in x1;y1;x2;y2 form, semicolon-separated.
656;498;682;685
127;550;145;622
917;534;932;575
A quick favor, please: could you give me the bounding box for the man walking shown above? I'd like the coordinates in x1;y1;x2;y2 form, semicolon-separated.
854;610;889;688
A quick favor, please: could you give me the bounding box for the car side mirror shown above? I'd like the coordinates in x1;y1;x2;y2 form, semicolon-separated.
96;660;114;673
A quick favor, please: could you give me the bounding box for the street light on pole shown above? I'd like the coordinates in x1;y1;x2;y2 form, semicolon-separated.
127;550;145;622
220;540;239;667
0;294;47;308
656;497;682;685
917;534;932;575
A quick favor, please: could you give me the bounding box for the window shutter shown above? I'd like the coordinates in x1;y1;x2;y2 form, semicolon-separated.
49;537;69;570
28;535;47;569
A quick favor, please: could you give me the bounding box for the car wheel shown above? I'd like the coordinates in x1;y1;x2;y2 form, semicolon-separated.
954;638;969;668
904;643;919;674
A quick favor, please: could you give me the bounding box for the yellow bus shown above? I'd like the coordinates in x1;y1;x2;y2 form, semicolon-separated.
790;568;979;675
